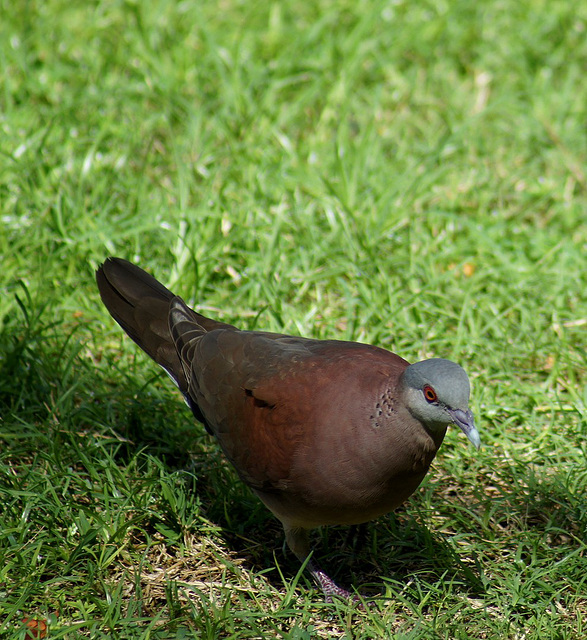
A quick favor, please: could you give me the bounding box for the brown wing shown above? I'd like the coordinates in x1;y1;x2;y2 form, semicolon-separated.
168;297;313;488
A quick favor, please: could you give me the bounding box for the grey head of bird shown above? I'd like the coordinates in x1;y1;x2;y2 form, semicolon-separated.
400;358;480;449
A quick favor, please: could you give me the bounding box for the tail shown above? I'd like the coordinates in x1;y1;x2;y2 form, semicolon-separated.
96;257;235;395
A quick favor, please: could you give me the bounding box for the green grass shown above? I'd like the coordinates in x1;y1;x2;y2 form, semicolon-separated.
1;0;586;637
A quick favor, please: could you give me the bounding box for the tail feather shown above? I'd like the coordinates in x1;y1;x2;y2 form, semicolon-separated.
96;257;187;390
96;257;240;429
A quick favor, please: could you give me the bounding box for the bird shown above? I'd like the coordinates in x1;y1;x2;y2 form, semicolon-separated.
95;257;480;601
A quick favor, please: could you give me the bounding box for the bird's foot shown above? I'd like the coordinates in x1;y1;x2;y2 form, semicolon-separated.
310;563;362;604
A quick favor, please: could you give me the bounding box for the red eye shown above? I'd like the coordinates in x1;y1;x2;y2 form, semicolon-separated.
423;385;438;403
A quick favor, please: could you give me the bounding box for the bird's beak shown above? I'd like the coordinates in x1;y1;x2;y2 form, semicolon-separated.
448;408;481;449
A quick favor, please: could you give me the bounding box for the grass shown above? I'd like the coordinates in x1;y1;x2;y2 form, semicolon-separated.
1;0;586;637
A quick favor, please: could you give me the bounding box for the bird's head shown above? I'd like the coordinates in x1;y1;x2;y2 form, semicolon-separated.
400;358;480;449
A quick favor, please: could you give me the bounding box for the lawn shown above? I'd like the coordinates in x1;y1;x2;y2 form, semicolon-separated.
1;0;586;637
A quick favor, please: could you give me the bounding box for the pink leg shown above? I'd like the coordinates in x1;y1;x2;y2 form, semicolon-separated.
309;561;354;601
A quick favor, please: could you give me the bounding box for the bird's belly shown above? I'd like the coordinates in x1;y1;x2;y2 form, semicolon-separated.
255;467;429;528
